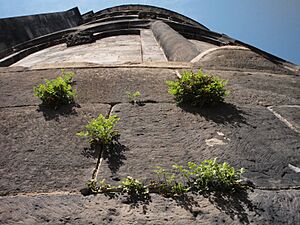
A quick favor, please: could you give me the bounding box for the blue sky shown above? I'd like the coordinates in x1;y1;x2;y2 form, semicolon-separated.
1;0;300;65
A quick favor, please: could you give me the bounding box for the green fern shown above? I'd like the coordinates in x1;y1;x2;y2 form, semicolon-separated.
166;70;228;106
77;114;120;145
34;70;76;107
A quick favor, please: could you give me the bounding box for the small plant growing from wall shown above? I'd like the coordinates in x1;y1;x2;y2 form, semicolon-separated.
153;166;189;196
85;158;247;197
121;176;149;197
77;114;120;146
127;91;141;105
166;70;228;107
78;114;120;193
34;70;76;108
171;158;245;192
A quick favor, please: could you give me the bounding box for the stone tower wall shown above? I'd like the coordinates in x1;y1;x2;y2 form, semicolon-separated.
0;7;82;51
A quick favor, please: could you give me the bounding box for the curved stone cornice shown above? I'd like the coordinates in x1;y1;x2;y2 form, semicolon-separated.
92;4;208;30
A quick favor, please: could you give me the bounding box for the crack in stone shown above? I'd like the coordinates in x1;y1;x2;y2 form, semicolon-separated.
267;105;300;133
90;102;121;181
0;104;38;109
254;186;300;191
1;186;299;198
0;191;80;198
91;145;104;180
107;102;119;116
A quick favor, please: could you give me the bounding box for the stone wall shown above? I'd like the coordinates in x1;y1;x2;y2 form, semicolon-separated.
0;7;82;51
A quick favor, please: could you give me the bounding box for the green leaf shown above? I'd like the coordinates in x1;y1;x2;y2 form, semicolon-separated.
166;70;228;106
77;114;120;145
33;70;76;107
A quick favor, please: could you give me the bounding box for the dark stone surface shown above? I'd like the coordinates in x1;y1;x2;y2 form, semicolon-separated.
0;69;65;107
167;21;225;46
65;31;96;47
271;106;300;132
0;7;81;52
81;10;95;24
194;48;292;74
0;66;299;224
209;70;300;106
0;104;110;195
151;21;200;61
0;68;175;108
138;11;157;19
0;190;299;225
94;4;208;29
99;103;300;188
75;68;175;104
0;2;298;223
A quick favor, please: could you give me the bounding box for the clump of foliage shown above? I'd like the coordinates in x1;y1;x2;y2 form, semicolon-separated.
77;114;120;145
86;179;114;194
121;176;149;196
127;91;141;105
86;179;99;193
34;70;76;107
154;158;245;195
85;159;246;198
172;159;245;192
166;70;228;107
154;166;189;196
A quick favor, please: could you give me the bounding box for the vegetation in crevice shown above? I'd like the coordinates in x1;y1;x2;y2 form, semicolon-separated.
77;114;121;185
84;158;247;198
166;70;228;107
34;70;76;108
127;91;142;105
77;114;120;145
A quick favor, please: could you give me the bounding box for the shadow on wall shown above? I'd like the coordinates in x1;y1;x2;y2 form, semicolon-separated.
179;102;248;126
37;103;80;121
118;188;262;224
81;140;128;175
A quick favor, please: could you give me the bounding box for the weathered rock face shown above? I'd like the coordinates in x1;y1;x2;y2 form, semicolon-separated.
0;7;82;52
65;31;96;47
0;66;299;224
0;4;299;225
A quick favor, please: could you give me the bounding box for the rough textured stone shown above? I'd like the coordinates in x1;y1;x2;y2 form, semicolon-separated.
0;4;299;224
0;69;63;107
0;104;110;195
65;31;96;47
206;70;300;106
0;190;298;225
75;67;175;104
270;105;300;132
0;64;299;224
0;67;176;108
194;47;292;74
97;103;300;188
